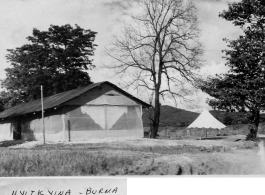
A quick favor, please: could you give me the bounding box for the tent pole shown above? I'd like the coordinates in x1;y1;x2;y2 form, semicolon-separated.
41;85;45;145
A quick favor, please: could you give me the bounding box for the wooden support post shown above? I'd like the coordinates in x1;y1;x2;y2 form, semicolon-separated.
104;105;108;130
62;114;66;142
68;120;71;142
41;85;45;145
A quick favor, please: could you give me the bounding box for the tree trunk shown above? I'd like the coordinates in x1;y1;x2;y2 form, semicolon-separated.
252;110;259;138
246;109;259;140
150;88;160;138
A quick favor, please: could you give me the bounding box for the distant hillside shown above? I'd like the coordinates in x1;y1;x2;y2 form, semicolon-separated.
143;105;265;127
143;105;199;127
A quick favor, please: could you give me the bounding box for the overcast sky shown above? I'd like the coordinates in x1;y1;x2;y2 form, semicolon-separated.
0;0;242;112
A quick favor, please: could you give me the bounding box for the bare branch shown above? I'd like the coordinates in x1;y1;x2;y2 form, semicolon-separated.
104;0;204;138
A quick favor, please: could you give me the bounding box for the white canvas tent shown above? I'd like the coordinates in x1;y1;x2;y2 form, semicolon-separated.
187;109;226;129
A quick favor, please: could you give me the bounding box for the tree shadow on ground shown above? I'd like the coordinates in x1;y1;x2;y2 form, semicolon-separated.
0;140;27;147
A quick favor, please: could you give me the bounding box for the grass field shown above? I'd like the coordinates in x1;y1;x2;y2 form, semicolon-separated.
0;135;264;176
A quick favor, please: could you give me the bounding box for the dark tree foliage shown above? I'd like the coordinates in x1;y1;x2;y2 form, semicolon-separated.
201;0;265;139
0;91;14;112
0;24;97;109
223;114;233;126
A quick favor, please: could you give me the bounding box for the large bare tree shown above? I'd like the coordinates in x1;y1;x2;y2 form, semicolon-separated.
106;0;204;138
